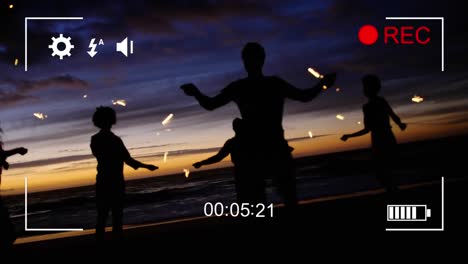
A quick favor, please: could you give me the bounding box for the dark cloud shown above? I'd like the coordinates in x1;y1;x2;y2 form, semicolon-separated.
0;92;37;107
287;134;334;143
10;145;222;169
128;143;185;151
11;153;93;169
4;75;88;93
5;125;95;145
0;75;88;107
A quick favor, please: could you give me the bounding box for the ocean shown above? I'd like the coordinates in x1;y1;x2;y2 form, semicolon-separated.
1;144;449;237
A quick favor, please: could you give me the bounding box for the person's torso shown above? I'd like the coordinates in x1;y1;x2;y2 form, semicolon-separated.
364;97;397;148
364;97;392;131
229;76;286;141
91;131;126;182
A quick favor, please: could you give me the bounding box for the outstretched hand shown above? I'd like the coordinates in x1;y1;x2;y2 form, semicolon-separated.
193;162;202;169
18;147;28;155
320;73;337;89
2;161;9;170
181;83;200;96
340;135;349;142
145;164;158;171
399;123;407;131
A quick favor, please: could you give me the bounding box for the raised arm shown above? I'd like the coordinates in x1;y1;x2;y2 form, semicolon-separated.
181;83;232;111
0;147;27;183
282;73;336;102
2;147;28;158
193;140;231;168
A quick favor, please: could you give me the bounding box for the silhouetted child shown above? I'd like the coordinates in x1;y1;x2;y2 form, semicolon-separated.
341;74;406;193
193;118;294;204
91;107;158;242
193;118;265;203
0;130;27;252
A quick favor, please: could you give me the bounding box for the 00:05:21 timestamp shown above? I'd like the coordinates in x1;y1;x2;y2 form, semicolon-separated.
204;202;274;217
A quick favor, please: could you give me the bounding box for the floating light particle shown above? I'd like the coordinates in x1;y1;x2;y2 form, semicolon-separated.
183;169;190;178
33;112;48;120
162;113;174;126
307;67;324;79
412;95;424;103
112;99;127;107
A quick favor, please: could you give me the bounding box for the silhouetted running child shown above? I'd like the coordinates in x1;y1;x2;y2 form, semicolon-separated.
0;130;27;252
182;42;336;209
341;74;406;193
91;107;158;243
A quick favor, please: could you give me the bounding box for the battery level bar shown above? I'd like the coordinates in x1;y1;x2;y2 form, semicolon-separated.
387;205;431;222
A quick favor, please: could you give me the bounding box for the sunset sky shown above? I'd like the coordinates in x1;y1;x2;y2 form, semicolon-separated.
1;0;467;194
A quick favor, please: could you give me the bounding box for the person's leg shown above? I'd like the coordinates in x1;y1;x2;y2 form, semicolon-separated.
272;149;297;209
278;164;298;209
375;153;398;195
111;187;124;241
236;157;267;204
0;196;16;252
247;162;267;204
96;189;110;243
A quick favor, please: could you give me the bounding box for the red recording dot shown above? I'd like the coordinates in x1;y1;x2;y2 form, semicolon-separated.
358;25;378;45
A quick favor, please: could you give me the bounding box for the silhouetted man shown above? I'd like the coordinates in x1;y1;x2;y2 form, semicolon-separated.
182;42;336;208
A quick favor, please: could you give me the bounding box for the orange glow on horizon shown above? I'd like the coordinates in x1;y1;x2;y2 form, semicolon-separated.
1;121;468;196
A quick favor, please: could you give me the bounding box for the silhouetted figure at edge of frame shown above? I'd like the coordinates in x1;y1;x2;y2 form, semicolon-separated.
193;118;294;204
91;107;158;244
181;42;336;209
341;74;407;194
0;129;28;253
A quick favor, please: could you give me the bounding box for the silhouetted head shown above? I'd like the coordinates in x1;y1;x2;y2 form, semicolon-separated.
232;118;243;134
242;42;265;76
93;106;116;130
362;74;381;98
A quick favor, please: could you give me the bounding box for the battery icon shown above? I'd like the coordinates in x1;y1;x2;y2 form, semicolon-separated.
387;205;431;221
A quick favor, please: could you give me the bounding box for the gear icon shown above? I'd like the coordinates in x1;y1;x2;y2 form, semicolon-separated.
48;34;74;60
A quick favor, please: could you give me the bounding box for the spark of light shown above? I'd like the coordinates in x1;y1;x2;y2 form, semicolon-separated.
307;68;323;79
112;99;127;107
412;95;424;103
33;112;48;120
183;169;190;178
162;113;174;126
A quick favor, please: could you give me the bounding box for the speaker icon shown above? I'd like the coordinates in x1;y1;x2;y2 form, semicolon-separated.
116;37;134;57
